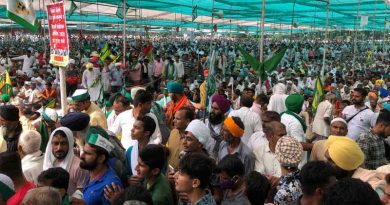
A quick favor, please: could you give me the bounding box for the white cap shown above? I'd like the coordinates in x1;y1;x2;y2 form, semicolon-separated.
69;59;75;64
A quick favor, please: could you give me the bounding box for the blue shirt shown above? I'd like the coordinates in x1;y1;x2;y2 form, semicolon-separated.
83;167;122;205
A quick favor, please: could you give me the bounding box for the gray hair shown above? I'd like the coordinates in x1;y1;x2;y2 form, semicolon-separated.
18;130;42;154
21;186;61;205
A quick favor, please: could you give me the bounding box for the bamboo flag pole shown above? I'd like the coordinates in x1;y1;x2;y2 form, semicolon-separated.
259;0;266;92
321;0;330;79
123;0;126;69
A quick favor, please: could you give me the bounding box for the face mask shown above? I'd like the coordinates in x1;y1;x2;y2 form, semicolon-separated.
219;176;238;190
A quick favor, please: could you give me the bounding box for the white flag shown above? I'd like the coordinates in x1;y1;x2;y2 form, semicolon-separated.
360;15;368;28
6;0;38;32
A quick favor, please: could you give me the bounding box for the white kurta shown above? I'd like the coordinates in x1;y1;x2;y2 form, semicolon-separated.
109;109;162;149
82;68;102;102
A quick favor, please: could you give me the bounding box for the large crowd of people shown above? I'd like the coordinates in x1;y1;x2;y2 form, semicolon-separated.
0;33;389;205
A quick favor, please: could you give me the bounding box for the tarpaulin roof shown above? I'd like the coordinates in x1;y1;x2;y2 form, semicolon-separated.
0;0;389;33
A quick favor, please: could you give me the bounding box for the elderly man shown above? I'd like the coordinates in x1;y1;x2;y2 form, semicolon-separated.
17;130;44;184
165;81;194;129
43;127;88;195
72;89;107;129
183;119;215;156
166;107;195;171
312;93;336;141
310;118;349;161
218;116;255;175
0;105;23;153
254;121;287;177
82;62;102;102
325;136;385;191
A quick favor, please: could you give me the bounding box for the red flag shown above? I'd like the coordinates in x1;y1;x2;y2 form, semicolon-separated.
143;43;153;59
213;24;217;32
176;26;180;32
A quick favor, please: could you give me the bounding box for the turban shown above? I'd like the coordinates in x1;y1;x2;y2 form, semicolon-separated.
224;116;244;138
60;112;90;131
203;69;209;77
0;174;15;202
42;108;58;123
285;94;304;113
90;56;99;63
86;126;114;153
0;105;19;121
72;89;90;102
1;94;10;103
85;63;94;69
185;119;210;148
384;102;390;112
376;79;384;85
380;88;389;98
275;136;303;168
90;51;99;57
167;81;183;94
68;59;75;64
368;92;377;99
330;118;347;126
326;135;364;171
212;95;230;114
131;87;146;101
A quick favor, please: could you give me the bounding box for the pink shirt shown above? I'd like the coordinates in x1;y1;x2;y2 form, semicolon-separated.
153;59;163;77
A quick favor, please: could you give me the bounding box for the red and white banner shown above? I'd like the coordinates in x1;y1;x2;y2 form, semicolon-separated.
47;1;69;67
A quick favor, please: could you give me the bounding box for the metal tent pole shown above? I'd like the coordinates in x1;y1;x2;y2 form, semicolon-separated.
259;0;266;93
321;0;330;78
123;0;126;67
353;0;361;63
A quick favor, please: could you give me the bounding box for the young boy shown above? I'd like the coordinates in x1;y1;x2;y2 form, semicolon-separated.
174;153;217;205
136;144;174;205
125;115;156;180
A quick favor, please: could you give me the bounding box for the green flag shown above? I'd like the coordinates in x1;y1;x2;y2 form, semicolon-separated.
312;76;325;114
38;121;49;152
7;0;39;32
237;46;287;83
116;0;129;19
1;70;12;96
99;43;111;63
68;1;78;18
192;5;198;22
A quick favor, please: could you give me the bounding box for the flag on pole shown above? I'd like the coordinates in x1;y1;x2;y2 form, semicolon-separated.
38;121;49;152
7;0;39;32
143;43;153;60
312;77;325;114
68;1;78;18
360;15;368;28
99;43;111;63
1;70;12;96
44;99;56;109
116;0;129;19
112;51;123;63
192;5;198;22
